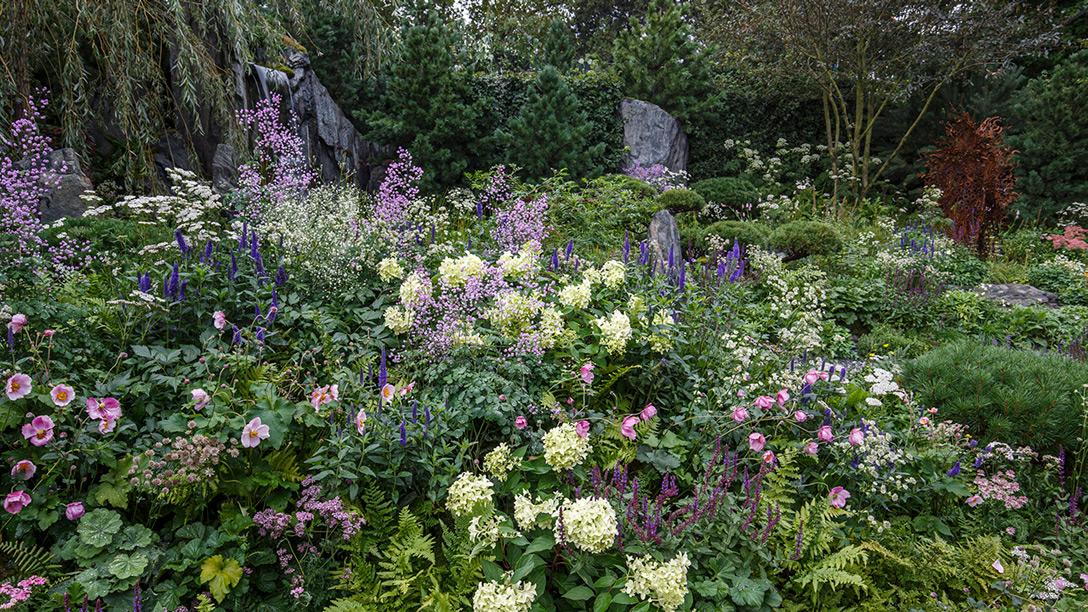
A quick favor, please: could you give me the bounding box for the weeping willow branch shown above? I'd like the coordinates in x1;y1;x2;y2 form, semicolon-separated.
0;0;394;188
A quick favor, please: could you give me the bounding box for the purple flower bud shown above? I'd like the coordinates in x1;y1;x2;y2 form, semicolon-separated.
378;348;388;389
565;239;574;261
399;419;407;446
947;461;961;477
175;229;189;254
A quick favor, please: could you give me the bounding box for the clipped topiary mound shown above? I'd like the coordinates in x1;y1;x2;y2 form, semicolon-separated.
703;220;771;247
905;340;1088;453
769;220;842;258
691;176;761;218
656;188;706;214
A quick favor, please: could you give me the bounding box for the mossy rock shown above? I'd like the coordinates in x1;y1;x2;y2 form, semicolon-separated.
769;220;842;258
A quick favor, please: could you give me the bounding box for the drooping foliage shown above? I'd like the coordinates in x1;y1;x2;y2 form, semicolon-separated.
924;113;1017;257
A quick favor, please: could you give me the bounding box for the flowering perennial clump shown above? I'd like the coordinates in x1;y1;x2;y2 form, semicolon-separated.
472;578;536;612
542;424;592;471
483;443;521;482
513;492;560;531
557;497;617;553
595;310;633;355
623;552;691;612
446;472;495;517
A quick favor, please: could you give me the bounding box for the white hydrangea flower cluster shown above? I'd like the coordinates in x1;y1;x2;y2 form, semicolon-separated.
446;472;494;517
483;443;521;482
472;578;536;612
557;497;617;553
595;310;633;354
384;305;415;334
542;423;592;471
468;514;502;547
487;291;539;338
497;242;539;278
600;260;626;289
623;553;691;612
377;257;404;281
558;281;592;310
538;307;566;349
513;492;560;530
399;271;431;307
439;253;486;286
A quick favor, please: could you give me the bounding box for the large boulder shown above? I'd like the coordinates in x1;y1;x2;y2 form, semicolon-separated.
211;144;238;193
620;98;688;173
648;209;683;276
975;283;1059;308
38;149;93;223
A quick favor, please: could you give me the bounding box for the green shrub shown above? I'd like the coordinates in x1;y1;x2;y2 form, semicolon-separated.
769;220;842;258
1027;262;1088;305
544;173;660;256
905;340;1088;453
857;325;931;358
1000;227;1049;265
656;188;706;214
691;176;761;219
702;220;770;248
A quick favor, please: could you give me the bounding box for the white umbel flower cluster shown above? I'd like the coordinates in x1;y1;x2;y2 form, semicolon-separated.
623;552;691;612
542;423;592;471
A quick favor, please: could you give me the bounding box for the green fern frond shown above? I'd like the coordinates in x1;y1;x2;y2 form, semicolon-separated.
266;446;304;483
0;540;60;578
322;597;375;612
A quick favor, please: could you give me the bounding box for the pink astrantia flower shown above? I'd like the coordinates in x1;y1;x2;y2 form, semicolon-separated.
50;384;75;407
11;460;36;480
8;313;28;333
966;494;983;507
5;373;32;401
794;410;808;422
380;384;396;404
241;417;270;448
621;415;640;441
803;441;819;456
732;407;749;423
817;425;834;443
829;486;850;509
575;420;590;438
4;490;31;514
776;389;790;406
579;363;595;385
848;427;865;446
355;409;367;434
21;415;55;446
748;432;766;452
753;395;774;410
65;502;85;521
98;418;117;434
514;415;528;430
803;370;830;385
640;403;657;421
191;388;210;411
213;311;227;330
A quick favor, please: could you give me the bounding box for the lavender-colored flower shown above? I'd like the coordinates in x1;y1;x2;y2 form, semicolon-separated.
175;229;189;254
378;348;388;389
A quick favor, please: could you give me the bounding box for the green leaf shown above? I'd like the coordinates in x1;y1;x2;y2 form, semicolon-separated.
593;592;613;612
730;575;768;606
199;555;243;603
117;525;154;551
525;533;555;555
78;509;122;547
511;553;542;582
108;552;149;580
563;586;594;601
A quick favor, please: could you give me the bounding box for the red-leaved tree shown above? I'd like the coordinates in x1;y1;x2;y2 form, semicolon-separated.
924;113;1017;257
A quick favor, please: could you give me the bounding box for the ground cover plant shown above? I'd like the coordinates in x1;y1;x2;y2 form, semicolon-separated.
2;1;1088;610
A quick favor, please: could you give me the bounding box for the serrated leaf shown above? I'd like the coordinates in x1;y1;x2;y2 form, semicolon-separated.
108;552;149;580
78;509;122;547
117;525;154;550
199;555;243;603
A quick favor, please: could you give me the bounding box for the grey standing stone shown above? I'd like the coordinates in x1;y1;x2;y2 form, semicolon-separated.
211;144;238;193
648;209;682;275
620;98;688;173
975;283;1060;308
38;149;93;223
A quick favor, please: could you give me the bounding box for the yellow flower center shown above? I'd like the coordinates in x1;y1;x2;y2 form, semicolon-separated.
57;391;67;400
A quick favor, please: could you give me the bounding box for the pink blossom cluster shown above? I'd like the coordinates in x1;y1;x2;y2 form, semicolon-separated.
492;194;550;253
973;469;1028;510
404;264;513;356
0;575;46;609
236;94;315;218
253;478;365;542
1046;225;1088;251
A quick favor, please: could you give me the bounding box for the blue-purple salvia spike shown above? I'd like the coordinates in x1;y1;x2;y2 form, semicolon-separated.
565;239;574;260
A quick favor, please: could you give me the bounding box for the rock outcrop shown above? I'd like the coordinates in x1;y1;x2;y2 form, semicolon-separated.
648;209;683;275
975;283;1060;308
620;98;688;173
38;149;93;223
